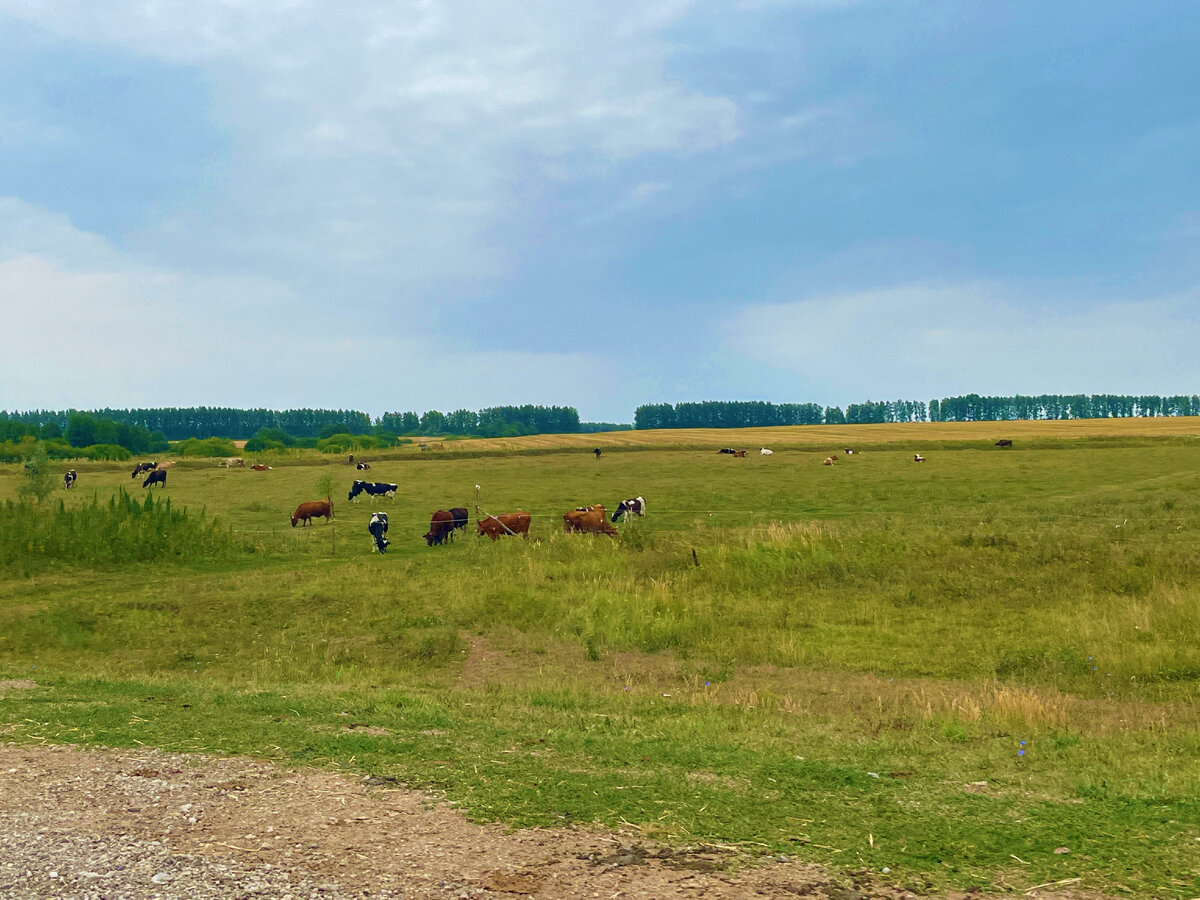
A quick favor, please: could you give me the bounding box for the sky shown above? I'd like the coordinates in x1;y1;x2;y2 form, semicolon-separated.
1;0;1197;423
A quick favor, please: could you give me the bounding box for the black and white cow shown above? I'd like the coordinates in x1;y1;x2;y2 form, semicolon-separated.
368;512;390;553
131;461;157;478
611;496;646;522
356;461;371;470
348;480;398;502
63;470;77;490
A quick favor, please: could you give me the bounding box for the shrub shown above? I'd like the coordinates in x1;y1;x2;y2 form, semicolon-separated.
176;437;238;457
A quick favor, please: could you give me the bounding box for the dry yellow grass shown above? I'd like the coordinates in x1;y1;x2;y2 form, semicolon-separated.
431;416;1200;452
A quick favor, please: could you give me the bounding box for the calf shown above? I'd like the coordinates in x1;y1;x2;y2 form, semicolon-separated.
63;470;77;490
291;498;333;527
477;511;531;540
611;496;646;522
143;468;167;488
348;480;398;502
368;511;390;553
424;509;455;546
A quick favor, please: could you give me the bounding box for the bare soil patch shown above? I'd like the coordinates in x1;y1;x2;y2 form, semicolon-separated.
0;743;1112;899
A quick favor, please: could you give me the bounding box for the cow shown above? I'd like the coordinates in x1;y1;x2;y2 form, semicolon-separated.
142;468;167;488
995;439;1013;448
843;448;855;455
356;462;371;470
250;464;272;471
292;498;334;527
564;506;618;537
717;448;737;455
348;481;398;502
449;507;469;537
223;457;245;468
424;509;455;546
131;461;157;479
913;453;926;463
368;511;389;553
593;448;602;458
733;450;746;458
823;457;836;466
760;448;773;456
611;496;646;522
477;511;531;540
155;461;176;470
63;470;77;490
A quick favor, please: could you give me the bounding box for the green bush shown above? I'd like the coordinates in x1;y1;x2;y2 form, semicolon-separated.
176;437;238;457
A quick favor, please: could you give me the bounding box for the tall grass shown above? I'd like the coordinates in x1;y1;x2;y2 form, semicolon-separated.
0;490;257;574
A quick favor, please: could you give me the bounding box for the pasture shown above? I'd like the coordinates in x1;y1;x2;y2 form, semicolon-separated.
3;424;1200;896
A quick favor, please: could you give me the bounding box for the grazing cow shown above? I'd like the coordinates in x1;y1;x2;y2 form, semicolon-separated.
477;511;531;540
611;496;646;522
760;448;773;456
564;506;618;537
63;470;77;490
823;457;836;466
250;464;271;471
424;509;455;546
142;468;167;488
356;462;371;470
291;498;334;527
348;480;398;502
368;511;390;553
155;461;176;470
449;507;469;537
995;439;1013;448
131;461;157;479
913;453;926;463
223;457;245;468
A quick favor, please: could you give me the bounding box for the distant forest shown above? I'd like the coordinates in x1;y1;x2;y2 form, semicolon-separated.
634;394;1200;429
1;405;583;441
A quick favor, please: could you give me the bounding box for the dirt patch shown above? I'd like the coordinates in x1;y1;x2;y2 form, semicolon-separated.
0;742;1116;900
0;679;37;692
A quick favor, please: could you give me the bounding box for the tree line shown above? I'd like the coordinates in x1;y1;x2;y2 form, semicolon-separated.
635;394;1200;429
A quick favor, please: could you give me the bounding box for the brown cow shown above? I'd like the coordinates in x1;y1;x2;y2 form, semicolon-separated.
250;464;272;471
291;498;334;527
732;450;746;458
823;456;836;466
563;506;618;537
425;509;455;546
477;511;531;540
155;461;176;470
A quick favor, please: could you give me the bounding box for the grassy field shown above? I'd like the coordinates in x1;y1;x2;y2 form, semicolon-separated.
3;421;1200;896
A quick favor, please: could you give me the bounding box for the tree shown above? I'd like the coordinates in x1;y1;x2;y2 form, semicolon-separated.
19;442;57;503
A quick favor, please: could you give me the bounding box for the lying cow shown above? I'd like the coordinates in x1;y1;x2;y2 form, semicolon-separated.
348;480;398;502
223;457;245;468
564;506;618;537
63;470;77;490
143;468;167;488
368;512;389;553
760;448;773;456
131;461;157;478
356;462;371;470
733;450;746;458
844;448;855;455
155;461;176;470
995;439;1013;448
425;509;455;546
250;464;272;471
611;497;646;522
913;453;926;463
477;511;531;540
823;457;836;466
292;498;334;527
717;448;737;455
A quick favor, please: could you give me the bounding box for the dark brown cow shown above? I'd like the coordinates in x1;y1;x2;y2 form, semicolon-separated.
291;498;334;527
449;507;469;537
732;450;746;458
425;509;455;546
995;439;1013;448
142;468;167;488
563;506;618;537
477;511;531;540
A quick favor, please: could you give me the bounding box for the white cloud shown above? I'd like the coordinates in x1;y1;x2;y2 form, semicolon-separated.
0;200;612;412
727;283;1200;402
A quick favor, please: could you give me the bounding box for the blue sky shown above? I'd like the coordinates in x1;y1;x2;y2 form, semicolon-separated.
1;0;1197;422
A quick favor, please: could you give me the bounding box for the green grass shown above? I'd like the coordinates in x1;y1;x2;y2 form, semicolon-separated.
3;435;1200;896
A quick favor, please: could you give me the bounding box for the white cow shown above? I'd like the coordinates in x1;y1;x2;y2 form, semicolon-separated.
760;448;773;456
